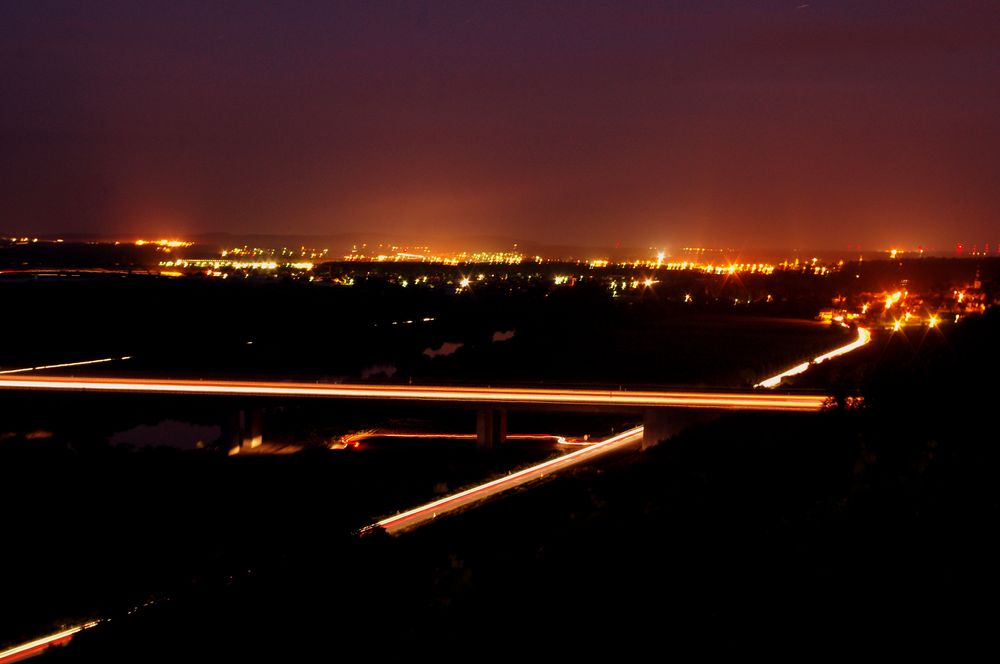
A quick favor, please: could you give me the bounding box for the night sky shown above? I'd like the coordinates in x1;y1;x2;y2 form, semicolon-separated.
2;1;998;250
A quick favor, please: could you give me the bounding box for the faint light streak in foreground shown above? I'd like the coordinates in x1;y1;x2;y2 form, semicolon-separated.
0;356;132;375
366;426;644;535
0;621;99;664
755;327;871;389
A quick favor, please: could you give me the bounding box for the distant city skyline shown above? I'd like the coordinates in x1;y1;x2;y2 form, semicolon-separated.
2;1;998;250
2;228;995;261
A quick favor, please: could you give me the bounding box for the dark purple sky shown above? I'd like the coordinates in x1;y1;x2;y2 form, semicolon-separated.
2;1;998;250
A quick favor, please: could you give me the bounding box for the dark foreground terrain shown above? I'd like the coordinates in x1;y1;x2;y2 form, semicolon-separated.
12;308;997;658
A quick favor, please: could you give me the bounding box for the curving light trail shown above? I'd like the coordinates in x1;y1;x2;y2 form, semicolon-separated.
756;327;870;389
813;326;871;364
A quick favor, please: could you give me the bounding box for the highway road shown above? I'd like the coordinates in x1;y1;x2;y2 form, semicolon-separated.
0;327;873;657
367;425;645;535
363;328;875;535
0;375;828;411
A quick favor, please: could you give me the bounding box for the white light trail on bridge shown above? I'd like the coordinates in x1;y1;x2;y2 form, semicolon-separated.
368;425;645;535
0;376;828;411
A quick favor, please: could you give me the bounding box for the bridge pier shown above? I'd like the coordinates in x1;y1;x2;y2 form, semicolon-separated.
476;407;507;450
642;409;672;450
643;408;720;449
225;408;263;454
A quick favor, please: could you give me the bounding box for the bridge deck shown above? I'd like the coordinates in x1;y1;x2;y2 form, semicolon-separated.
0;375;829;412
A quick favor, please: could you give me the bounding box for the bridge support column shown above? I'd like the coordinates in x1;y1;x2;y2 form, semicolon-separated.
476;407;507;450
642;409;674;450
643;409;720;449
225;408;263;454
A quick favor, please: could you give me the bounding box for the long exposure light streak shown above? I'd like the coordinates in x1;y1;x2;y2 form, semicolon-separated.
755;362;810;389
0;375;828;411
368;426;645;535
0;621;99;664
0;356;132;375
813;326;871;364
755;327;870;389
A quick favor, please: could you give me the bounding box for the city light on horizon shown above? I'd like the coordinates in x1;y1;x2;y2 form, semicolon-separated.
1;3;997;249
